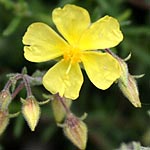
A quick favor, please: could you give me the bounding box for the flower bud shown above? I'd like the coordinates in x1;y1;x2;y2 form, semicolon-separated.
0;110;9;135
117;56;141;107
0;90;12;111
52;95;72;123
117;58;128;86
63;113;87;150
118;74;141;107
21;96;40;131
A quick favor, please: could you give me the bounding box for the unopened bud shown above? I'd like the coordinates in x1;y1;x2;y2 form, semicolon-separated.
63;113;87;150
52;95;72;123
0;110;9;135
117;56;141;107
118;58;128;86
21;97;40;131
0;90;12;110
118;74;141;107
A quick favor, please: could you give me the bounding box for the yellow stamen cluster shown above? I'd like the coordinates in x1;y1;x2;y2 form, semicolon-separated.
64;47;82;64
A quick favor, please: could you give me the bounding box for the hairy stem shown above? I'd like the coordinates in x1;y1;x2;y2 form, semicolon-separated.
4;73;33;98
55;93;71;114
23;75;32;97
11;82;25;99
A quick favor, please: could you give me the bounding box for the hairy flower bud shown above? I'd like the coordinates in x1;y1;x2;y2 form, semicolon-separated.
52;95;72;123
118;58;128;86
63;113;87;150
0;90;12;111
0;110;9;135
21;97;40;131
117;57;141;107
118;74;141;107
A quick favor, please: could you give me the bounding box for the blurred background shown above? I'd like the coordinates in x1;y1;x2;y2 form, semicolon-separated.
0;0;150;150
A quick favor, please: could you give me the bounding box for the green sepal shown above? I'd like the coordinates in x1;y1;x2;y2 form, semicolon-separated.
9;112;20;118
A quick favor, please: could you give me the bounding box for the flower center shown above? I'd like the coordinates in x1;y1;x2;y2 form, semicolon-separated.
63;46;82;64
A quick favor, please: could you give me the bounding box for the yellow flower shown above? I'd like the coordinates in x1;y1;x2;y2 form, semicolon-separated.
23;4;123;99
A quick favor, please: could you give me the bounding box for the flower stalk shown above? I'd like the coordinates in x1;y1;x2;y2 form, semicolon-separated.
54;93;71;114
4;73;33;98
51;93;72;123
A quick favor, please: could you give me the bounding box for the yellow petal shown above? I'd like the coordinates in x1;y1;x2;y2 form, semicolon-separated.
52;4;90;46
23;22;69;62
43;60;83;99
79;16;123;50
81;52;121;90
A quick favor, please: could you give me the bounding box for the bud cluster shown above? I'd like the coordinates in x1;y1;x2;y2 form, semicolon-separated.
0;72;46;135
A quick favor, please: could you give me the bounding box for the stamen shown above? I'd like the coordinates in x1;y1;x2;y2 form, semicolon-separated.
66;62;72;75
63;47;81;64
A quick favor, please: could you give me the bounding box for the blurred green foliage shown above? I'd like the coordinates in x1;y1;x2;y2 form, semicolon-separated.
0;0;150;150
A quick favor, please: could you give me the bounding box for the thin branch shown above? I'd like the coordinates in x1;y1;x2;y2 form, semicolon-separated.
4;73;33;98
55;93;71;114
23;75;32;97
11;82;25;99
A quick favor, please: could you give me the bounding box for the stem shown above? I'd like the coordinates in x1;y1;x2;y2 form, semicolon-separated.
4;73;32;98
105;48;121;61
23;75;32;97
11;82;24;99
55;93;71;114
105;48;115;56
4;80;12;90
105;48;120;58
4;74;22;90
